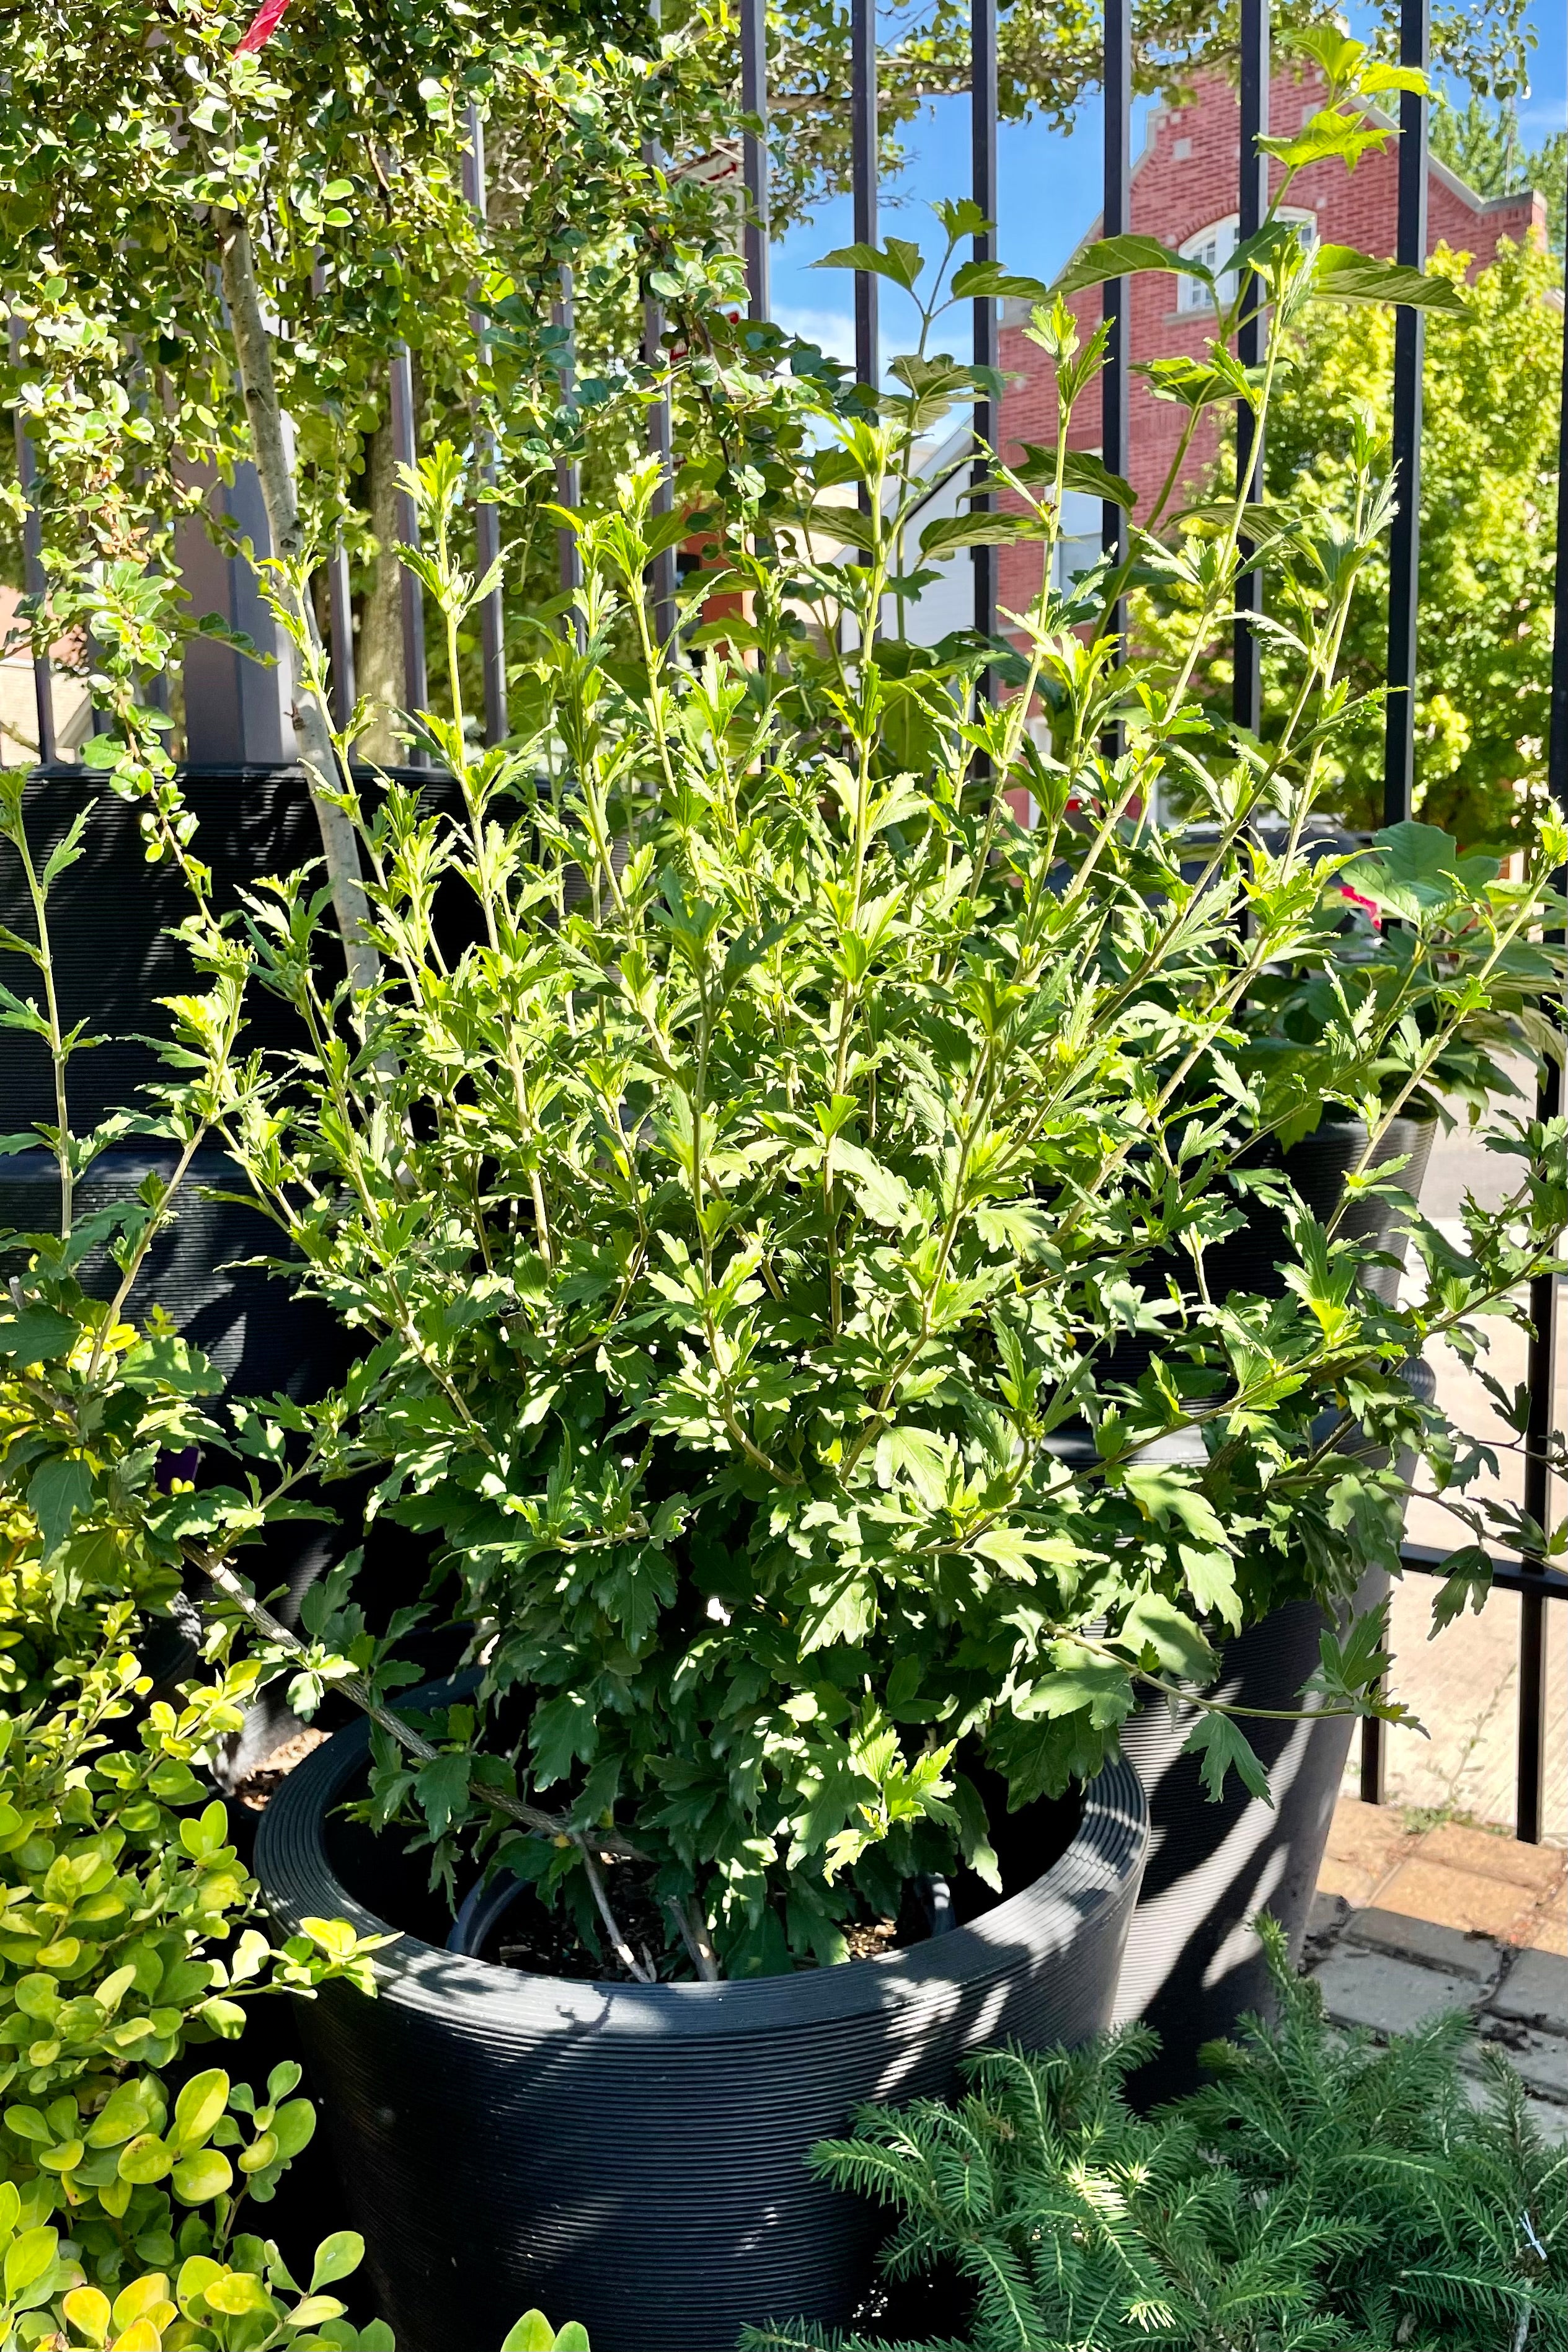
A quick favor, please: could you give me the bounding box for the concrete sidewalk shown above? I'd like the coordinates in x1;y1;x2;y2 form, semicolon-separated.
1358;1093;1567;1843
1304;1797;1568;2143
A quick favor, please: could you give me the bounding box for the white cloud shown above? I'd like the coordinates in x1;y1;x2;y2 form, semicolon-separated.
773;304;857;365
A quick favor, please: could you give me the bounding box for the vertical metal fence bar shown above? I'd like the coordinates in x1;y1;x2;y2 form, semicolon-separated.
389;342;428;757
970;0;998;660
642;0;677;652
8;318;58;766
462;106;508;747
326;543;357;732
1101;0;1130;643
642;270;677;646
1362;0;1427;1805
1233;0;1269;735
554;267;584;629
1517;221;1568;1845
741;0;771;322
852;0;879;401
1382;0;1428;827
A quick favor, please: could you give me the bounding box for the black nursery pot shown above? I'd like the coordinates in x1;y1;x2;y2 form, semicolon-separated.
1109;1114;1438;2100
0;767;365;1415
0;763;470;1135
255;1695;1148;2352
1112;1581;1383;2102
0;1143;348;1405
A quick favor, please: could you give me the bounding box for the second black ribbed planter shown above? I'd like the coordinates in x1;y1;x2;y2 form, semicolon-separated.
256;1703;1148;2352
1112;1585;1383;2103
1107;1091;1437;2100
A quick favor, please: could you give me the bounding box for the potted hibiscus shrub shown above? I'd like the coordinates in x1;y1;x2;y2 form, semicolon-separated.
123;51;1566;2352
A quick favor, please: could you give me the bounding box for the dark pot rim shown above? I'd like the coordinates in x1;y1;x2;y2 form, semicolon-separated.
255;1679;1149;2039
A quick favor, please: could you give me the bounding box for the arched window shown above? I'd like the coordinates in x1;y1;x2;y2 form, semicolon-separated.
1176;209;1318;313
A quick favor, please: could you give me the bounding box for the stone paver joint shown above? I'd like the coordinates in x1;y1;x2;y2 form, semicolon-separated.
1300;1797;1568;2141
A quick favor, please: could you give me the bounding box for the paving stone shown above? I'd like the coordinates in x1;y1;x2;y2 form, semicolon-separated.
1457;2069;1568;2145
1309;1949;1479;2038
1477;2020;1568;2103
1375;1857;1541;1942
1528;2094;1568;2145
1464;2067;1568;2144
1307;1891;1350;1941
1489;1948;1568;2031
1417;1821;1567;1896
1520;1897;1568;1957
1343;1906;1502;1986
1322;1798;1417;1890
1315;1853;1387;1909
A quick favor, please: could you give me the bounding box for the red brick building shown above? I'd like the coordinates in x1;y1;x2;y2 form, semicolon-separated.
995;68;1548;623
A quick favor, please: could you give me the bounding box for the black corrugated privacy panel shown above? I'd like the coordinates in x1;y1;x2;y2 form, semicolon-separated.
1;767;323;1130
0;1143;348;1403
0;765;465;1130
257;1688;1148;2352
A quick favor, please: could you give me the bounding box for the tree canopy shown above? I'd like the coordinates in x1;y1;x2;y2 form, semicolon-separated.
1430;91;1567;254
1258;233;1562;849
756;0;1540;231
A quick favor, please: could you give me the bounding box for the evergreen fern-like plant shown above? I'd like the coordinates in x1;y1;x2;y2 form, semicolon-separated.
745;1923;1566;2351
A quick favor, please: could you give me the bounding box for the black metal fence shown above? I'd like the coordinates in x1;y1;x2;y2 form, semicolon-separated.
10;0;1568;1838
749;0;1568;1845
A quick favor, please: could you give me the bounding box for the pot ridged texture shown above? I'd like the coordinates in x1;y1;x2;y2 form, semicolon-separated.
255;1692;1148;2352
1111;1116;1437;2099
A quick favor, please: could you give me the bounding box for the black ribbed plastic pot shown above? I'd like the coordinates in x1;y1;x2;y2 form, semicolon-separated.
1112;1357;1436;2104
1098;1112;1436;1392
1;768;319;1132
0;1138;358;1713
1112;1581;1381;2103
0;1143;349;1401
255;1698;1148;2352
1106;1104;1435;2098
1101;1115;1437;2098
0;765;440;1704
0;1130;360;1706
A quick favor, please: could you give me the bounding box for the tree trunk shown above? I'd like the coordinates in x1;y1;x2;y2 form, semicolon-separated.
216;213;380;998
357;401;405;766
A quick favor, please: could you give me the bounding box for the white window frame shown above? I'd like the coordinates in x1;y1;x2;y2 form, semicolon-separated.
1176;208;1317;313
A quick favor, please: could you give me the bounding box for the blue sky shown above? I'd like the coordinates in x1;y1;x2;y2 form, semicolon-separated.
768;0;1567;374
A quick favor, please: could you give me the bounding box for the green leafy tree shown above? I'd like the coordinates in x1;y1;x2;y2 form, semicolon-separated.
0;0;746;962
1255;234;1562;848
1431;91;1566;252
0;0;854;830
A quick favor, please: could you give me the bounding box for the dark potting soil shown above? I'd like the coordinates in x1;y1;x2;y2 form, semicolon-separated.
257;1720;1083;1985
233;1727;329;1811
487;1866;908;1983
494;1858;675;1983
469;1751;1081;1982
